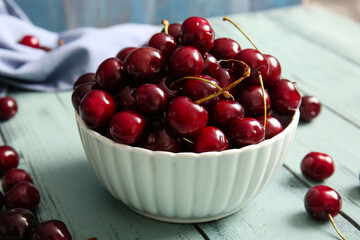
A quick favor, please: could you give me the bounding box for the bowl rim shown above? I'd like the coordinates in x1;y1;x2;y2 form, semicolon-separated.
75;109;299;157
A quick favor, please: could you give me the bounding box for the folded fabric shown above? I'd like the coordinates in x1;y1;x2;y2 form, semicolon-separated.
0;0;159;96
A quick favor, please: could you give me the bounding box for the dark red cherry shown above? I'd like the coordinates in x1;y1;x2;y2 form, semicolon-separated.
169;46;203;79
124;47;164;83
2;168;34;193
256;115;283;139
216;68;238;94
95;57;126;92
262;54;281;87
0;145;19;175
116;47;136;61
79;89;117;129
304;185;342;220
73;73;95;90
0;191;3;210
227;118;265;147
268;79;301;115
110;111;146;145
4;181;40;212
19;35;39;48
210;38;241;60
115;85;138;111
148;33;177;60
162;23;181;42
202;53;221;79
193;126;229;153
33;220;72;240
136;84;168;113
233;48;268;79
211;100;244;131
300;96;321;122
0;96;18;120
71;82;98;112
179;16;215;54
301;152;334;181
156;77;178;100
167;96;208;139
0;208;38;239
237;85;271;117
142;128;181;153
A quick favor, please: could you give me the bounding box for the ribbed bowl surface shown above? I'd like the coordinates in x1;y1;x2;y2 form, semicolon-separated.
76;110;299;223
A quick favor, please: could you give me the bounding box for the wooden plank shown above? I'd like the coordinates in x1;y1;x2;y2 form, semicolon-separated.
0;90;204;239
199;166;360;239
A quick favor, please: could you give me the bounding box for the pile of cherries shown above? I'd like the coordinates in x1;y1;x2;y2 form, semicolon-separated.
0;145;72;239
72;16;303;153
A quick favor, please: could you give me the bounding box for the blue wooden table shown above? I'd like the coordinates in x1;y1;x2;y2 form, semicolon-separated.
1;5;360;239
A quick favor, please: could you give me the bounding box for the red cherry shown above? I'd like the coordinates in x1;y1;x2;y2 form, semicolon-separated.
211;100;244;131
116;47;136;61
179;16;215;54
110;111;146;145
0;96;18;120
4;181;40;212
73;73;95;90
301;152;334;181
2;168;34;193
156;77;178;100
95;57;126;92
304;185;341;220
0;208;38;239
115;85;138;111
210;37;241;60
79;89;117;129
142;128;181;153
193;126;229;153
233;48;268;79
19;35;40;48
256;115;283;139
33;219;72;240
262;54;281;87
202;53;221;78
136;84;168;114
169;46;203;79
216;68;238;95
236;85;271;117
227;118;265;147
300;96;321;122
0;191;3;210
0;145;19;175
268;79;301;115
167;96;208;139
148;33;178;60
71;82;98;112
162;23;181;43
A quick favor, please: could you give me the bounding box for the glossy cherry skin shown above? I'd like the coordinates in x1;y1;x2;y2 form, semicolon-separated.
33;220;72;240
124;47;164;83
110;111;146;145
167;96;208;139
210;38;241;60
169;46;203;79
0;145;19;175
116;47;136;61
211;100;244;131
237;85;271;117
115;85;138;111
193;126;229;153
95;57;126;92
257;115;283;139
202;53;221;79
79;89;117;130
148;33;178;60
216;68;238;94
142;128;181;153
301;152;334;181
71;82;98;112
268;79;301;115
0;96;18;120
19;35;40;48
304;185;342;220
300;96;321;122
136;84;168;114
156;77;178;100
2;168;34;193
179;16;215;54
262;54;281;87
233;49;268;79
0;208;38;239
73;73;95;90
162;23;181;42
4;181;40;212
227;118;265;147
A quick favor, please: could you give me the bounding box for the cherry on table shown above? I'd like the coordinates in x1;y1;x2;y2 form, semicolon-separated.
0;96;18;121
256;115;283;139
4;181;40;212
142;128;181;153
301;152;334;181
19;35;40;48
0;145;19;175
268;79;301;115
116;47;136;61
227;117;265;147
300;95;321;122
169;46;203;79
0;208;38;239
2;168;34;193
136;83;168;114
33;219;72;240
193;126;229;153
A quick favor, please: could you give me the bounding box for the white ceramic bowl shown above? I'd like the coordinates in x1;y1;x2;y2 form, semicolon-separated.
75;110;299;223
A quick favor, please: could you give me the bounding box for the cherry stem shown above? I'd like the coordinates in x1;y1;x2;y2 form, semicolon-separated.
258;73;267;130
162;19;170;34
223;16;261;52
182;137;194;144
58;39;64;46
328;213;346;240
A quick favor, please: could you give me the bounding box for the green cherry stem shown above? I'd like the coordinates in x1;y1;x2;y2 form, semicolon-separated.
162;19;169;34
258;73;267;130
